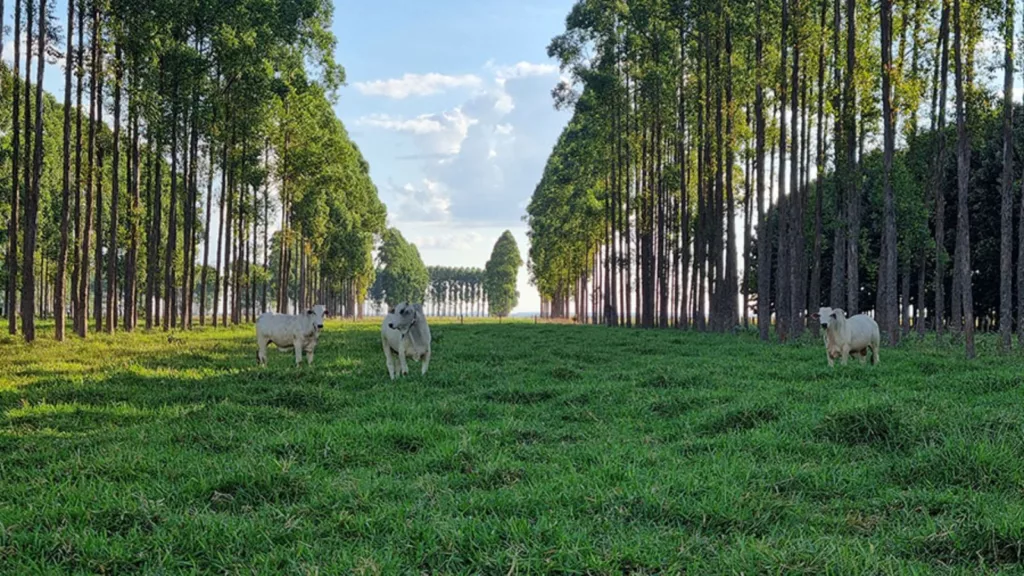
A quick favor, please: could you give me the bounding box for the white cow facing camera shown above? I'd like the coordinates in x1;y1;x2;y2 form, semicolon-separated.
381;302;432;380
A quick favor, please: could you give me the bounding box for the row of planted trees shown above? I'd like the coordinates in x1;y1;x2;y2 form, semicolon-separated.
369;228;523;319
528;0;1024;358
0;0;387;342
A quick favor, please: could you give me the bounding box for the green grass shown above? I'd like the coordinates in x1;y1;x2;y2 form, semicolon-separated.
2;321;1024;573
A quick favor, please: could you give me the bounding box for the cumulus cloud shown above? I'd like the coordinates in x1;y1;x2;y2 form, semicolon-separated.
412;231;485;251
357;109;477;155
388;179;452;223
362;61;568;226
353;72;482;99
486;60;560;85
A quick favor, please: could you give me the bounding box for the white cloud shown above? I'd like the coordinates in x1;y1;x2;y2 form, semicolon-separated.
353;72;482;99
357;113;446;134
412;231;484;251
358;109;478;155
389;179;452;223
486;60;559;85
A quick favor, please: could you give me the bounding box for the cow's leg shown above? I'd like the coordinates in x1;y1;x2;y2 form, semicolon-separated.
382;336;396;380
258;337;269;366
840;344;850;366
306;345;315;366
293;338;303;367
398;338;409;376
827;350;834;368
421;348;431;375
870;344;880;365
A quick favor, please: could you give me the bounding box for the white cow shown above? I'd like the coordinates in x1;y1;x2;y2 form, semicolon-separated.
824;308;880;367
256;304;327;367
381;302;431;380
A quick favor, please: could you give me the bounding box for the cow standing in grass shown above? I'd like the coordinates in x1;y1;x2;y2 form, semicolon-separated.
256;304;327;367
381;302;431;380
824;308;880;367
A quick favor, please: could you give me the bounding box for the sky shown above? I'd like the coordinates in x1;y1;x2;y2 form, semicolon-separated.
333;0;576;314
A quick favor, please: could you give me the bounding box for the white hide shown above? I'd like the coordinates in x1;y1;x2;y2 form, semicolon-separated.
256;304;326;367
381;302;432;380
824;308;880;367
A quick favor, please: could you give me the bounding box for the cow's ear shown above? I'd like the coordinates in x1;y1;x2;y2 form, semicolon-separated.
306;309;313;315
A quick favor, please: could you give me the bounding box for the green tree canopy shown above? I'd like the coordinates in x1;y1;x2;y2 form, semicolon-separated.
485;230;522;318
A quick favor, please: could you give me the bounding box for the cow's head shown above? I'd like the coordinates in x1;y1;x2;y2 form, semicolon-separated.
387;302;418;333
811;306;834;326
306;304;326;330
828;308;846;325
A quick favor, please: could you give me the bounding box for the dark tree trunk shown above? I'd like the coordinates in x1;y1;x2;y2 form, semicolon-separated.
999;0;1015;351
7;0;21;336
56;0;75;341
879;0;898;344
953;0;974;358
22;0;46;342
755;0;770;341
106;44;122;334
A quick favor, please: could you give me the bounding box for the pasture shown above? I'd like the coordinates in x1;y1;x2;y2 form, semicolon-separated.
2;320;1024;573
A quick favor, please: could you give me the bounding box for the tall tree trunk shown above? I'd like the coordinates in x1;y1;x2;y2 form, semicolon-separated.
777;0;790;340
788;0;803;339
56;0;75;341
934;0;950;339
756;0;769;341
724;16;738;330
879;0;898;344
126;84;140;331
106;44;122;334
21;0;45;342
999;0;1014;351
20;0;34;338
201;131;215;326
93;46;105;336
164;97;179;331
71;0;84;334
953;0;974;358
810;0;826;335
7;0;21;336
843;0;858;314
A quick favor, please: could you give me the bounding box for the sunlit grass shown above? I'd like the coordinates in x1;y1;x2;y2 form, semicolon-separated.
1;319;1023;572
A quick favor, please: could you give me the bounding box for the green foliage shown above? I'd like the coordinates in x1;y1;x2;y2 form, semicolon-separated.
375;228;428;307
485;230;522;318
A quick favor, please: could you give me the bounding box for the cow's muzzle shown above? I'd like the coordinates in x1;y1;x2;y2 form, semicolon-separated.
317;324;324;330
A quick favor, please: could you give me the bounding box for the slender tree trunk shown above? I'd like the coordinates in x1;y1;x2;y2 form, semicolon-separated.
55;0;75;341
7;0;21;336
21;0;46;342
106;44;122;334
20;0;34;339
164;97;179;331
879;0;898;344
93;47;105;336
843;0;858;314
201;133;215;326
126;87;140;331
777;0;790;340
999;0;1015;351
788;0;802;339
755;0;769;341
71;0;84;334
953;0;974;358
810;0;826;335
934;0;950;339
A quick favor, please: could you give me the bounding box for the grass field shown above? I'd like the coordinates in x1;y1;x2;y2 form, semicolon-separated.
2;320;1024;574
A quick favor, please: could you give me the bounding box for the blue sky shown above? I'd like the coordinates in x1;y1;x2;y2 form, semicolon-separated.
333;0;576;313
